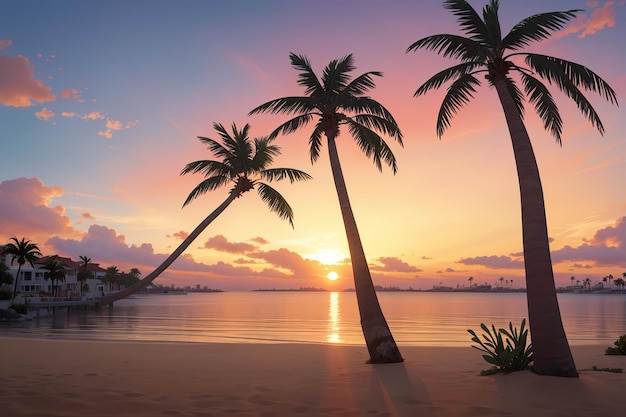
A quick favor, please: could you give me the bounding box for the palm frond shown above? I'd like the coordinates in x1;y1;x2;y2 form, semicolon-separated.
351;114;404;146
413;62;482;97
267;114;316;140
289;53;324;96
338;71;381;99
257;183;295;228
407;34;484;61
444;0;491;42
249;138;279;171
249;96;316;116
180;159;231;177
260;168;312;183
503;10;581;50
182;176;230;207
525;53;618;104
308;125;323;164
322;54;356;96
482;0;502;44
437;73;481;137
346;120;398;173
502;75;525;118
519;71;563;142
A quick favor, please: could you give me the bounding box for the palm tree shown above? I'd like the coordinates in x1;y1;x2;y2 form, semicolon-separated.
41;258;66;297
407;0;617;377
77;255;93;297
2;236;42;303
100;122;311;305
468;276;474;288
615;277;625;291
249;53;404;364
103;266;119;292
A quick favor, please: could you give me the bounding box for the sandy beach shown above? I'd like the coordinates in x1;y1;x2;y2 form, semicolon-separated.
1;338;624;417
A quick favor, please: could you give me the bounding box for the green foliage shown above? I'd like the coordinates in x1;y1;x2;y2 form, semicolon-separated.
9;303;28;314
0;290;12;300
0;262;14;285
605;335;626;355
468;319;534;372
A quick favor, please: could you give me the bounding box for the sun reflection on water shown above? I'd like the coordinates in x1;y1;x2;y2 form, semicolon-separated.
327;292;341;343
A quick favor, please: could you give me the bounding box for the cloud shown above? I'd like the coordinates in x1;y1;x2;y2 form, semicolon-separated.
98;117;139;139
203;234;257;253
0;39;12;51
251;237;269;245
167;230;189;240
0;177;79;245
59;88;83;102
0;55;55;107
372;257;422;273
456;255;524;269
248;247;323;277
35;107;54;121
81;212;96;220
559;1;620;38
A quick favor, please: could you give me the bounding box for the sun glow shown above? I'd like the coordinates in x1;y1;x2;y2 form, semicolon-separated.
305;250;345;265
327;271;339;281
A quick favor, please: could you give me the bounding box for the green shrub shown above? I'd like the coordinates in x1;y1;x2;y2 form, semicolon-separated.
605;335;626;355
468;319;534;373
0;290;11;300
9;304;28;314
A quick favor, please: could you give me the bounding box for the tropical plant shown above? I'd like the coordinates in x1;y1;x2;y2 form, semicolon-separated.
41;258;66;297
0;262;13;286
77;255;94;297
2;237;42;303
407;0;617;377
249;53;404;364
468;319;534;372
605;335;626;356
614;277;625;291
103;266;120;292
100;122;311;304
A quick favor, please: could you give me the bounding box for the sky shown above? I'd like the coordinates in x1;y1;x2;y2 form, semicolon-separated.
1;0;625;291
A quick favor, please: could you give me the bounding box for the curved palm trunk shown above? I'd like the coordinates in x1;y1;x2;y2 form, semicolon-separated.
326;135;403;364
11;264;23;304
100;193;238;306
494;78;577;377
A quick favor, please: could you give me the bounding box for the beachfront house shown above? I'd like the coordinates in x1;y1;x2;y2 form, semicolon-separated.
5;254;108;301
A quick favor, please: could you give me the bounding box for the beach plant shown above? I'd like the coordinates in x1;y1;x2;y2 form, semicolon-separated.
249;53;404;364
9;303;27;315
77;255;94;297
407;0;618;377
41;258;67;297
100;122;311;305
605;335;626;355
468;319;533;372
2;237;42;303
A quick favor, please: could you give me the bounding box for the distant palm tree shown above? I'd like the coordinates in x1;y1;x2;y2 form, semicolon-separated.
468;276;474;288
249;53;404;364
41;258;66;297
100;123;311;305
77;255;93;297
104;266;119;292
615;277;625;291
2;236;42;303
407;0;617;377
583;278;591;289
570;276;575;287
499;277;504;287
607;274;614;289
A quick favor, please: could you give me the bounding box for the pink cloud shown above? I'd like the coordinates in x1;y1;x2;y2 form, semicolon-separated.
372;257;421;273
456;255;524;269
203;234;257;253
0;39;12;51
0;55;55;107
59;88;83;102
167;230;189;240
83;111;104;120
98;129;113;139
0;177;79;248
61;111;77;118
81;212;96;220
35;107;54;121
559;1;619;38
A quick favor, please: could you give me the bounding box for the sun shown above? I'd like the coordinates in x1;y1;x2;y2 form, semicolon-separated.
327;271;339;281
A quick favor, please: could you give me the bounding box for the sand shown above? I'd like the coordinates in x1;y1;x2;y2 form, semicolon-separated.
1;338;624;417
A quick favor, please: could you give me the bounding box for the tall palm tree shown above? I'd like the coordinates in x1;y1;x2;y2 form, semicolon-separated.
77;255;93;297
249;53;404;364
41;258;66;297
2;236;42;303
407;0;617;376
100;122;311;305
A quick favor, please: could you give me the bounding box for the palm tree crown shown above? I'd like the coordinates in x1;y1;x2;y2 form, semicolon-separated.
407;0;617;140
249;53;403;171
2;236;42;302
181;122;312;227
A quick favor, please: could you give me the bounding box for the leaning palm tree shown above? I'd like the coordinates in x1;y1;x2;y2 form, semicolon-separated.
249;53;404;364
407;0;617;376
2;236;42;303
100;122;311;305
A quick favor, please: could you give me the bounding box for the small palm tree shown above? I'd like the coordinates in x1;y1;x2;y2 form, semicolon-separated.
407;0;617;377
2;236;42;303
249;53;404;364
100;122;311;304
77;255;94;297
41;258;66;297
104;266;119;292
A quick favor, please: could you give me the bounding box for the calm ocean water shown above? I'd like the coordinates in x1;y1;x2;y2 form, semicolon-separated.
1;292;625;346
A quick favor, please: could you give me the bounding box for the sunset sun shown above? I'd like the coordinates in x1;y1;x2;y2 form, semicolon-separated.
326;271;339;281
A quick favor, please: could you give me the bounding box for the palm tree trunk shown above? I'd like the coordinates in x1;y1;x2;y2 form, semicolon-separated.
326;134;403;364
11;264;22;304
494;78;577;377
100;193;238;306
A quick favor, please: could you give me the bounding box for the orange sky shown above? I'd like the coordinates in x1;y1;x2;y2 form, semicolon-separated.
1;1;625;290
